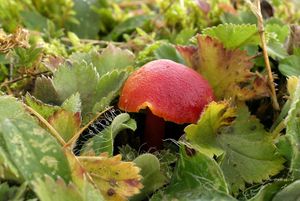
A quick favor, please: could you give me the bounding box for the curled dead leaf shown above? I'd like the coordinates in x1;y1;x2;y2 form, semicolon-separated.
0;27;29;53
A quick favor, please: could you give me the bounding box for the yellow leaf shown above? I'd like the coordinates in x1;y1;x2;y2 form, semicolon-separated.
177;35;269;101
48;110;81;142
78;153;143;201
185;101;236;157
64;149;87;187
287;76;300;99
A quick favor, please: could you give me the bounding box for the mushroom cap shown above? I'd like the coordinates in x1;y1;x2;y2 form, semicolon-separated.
118;59;214;124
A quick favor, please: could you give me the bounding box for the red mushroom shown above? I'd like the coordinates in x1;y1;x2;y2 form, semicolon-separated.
118;59;214;149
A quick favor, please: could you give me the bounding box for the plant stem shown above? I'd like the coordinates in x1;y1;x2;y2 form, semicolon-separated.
23;104;66;146
248;0;280;110
0;71;50;89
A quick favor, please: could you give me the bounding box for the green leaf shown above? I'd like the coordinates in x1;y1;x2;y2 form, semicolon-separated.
185;102;285;193
62;92;82;113
0;183;12;201
13;46;43;68
94;45;134;76
272;180;300;201
150;187;236;201
33;176;105;201
279;55;300;76
265;23;290;43
185;101;236;157
0;96;27;181
131;154;166;201
53;49;131;117
33;76;60;105
20;10;48;31
285;78;300;179
106;15;152;40
81;113;136;156
276;136;293;162
93;70;129;113
0;146;20;181
294;47;300;56
25;93;60;119
48;110;81;142
202;24;260;49
53;60;99;114
249;181;289;201
0;54;10;65
150;146;234;201
175;28;197;45
0;118;71;182
66;0;101;39
171;146;229;193
220;11;257;25
0;96;28;122
267;41;288;60
154;43;185;64
69;46;134;77
0;182;27;201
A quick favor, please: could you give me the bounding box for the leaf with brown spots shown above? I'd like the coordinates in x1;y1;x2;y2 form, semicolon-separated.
78;153;143;201
177;35;269;101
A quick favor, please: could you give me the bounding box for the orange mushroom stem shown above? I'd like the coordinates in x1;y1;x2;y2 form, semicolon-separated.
118;59;215;149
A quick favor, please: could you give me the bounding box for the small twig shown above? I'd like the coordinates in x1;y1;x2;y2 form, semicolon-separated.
23;104;66;146
247;0;280;110
0;71;50;88
248;52;262;60
9;63;13;81
4;83;13;95
64;106;113;149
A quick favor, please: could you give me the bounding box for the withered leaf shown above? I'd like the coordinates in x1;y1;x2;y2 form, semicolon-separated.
48;110;81;142
0;27;29;53
177;35;269;101
78;154;143;201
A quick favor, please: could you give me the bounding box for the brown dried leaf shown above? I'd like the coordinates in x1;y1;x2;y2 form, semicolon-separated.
177;35;269;101
79;153;143;201
43;55;65;72
0;27;29;53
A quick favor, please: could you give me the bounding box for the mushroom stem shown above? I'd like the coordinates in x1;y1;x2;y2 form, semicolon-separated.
143;109;165;149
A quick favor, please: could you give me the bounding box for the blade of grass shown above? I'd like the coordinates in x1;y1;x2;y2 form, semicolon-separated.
246;0;280;110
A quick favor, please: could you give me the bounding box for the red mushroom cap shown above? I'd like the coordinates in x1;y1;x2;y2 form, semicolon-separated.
118;59;214;124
